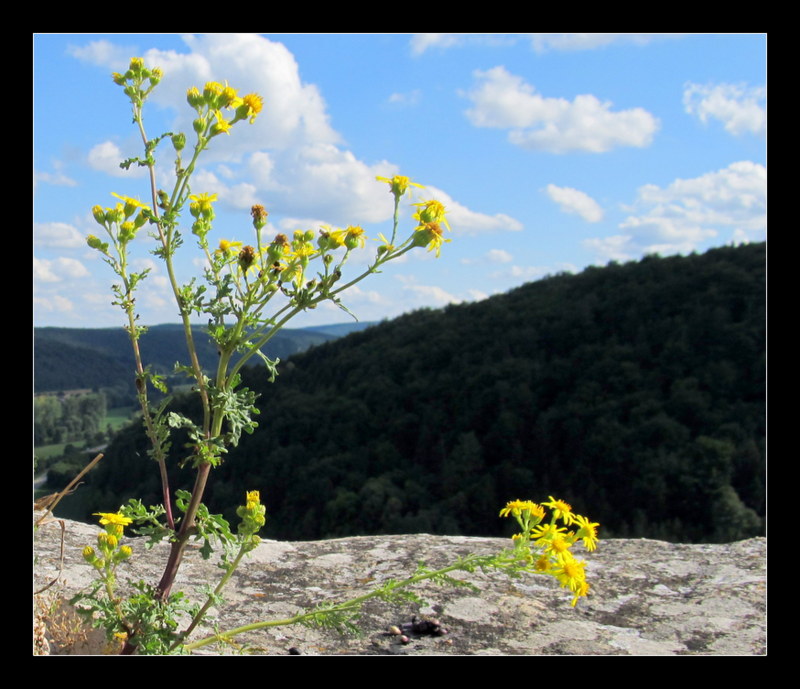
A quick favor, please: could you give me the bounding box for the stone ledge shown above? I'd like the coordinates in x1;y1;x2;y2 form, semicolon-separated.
34;514;766;655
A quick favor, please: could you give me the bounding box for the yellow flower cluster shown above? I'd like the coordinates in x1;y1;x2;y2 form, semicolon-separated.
82;512;134;570
499;497;600;606
187;79;263;137
236;490;267;547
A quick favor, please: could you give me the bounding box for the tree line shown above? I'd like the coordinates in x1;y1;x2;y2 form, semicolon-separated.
53;243;766;544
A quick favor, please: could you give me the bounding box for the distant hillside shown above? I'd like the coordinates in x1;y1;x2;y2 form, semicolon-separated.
33;322;372;393
58;243;766;544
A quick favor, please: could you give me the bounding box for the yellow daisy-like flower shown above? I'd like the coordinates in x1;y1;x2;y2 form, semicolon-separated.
242;93;263;123
211;110;233;135
216;239;243;257
545;534;573;563
413;199;451;231
376;174;424;198
553;556;587;595
341;225;366;250
530;522;568;543
413;222;451;258
111;193;150;218
189;192;217;209
94;512;133;527
499;500;544;519
573;514;600;552
543;496;576;526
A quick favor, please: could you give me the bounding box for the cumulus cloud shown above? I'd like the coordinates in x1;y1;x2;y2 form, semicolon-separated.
67;34;512;238
464;67;659;153
584;161;766;260
34;293;75;313
683;82;766;137
545;184;604;222
425;185;524;234
34;222;85;248
487;249;513;263
35;161;77;188
88;141;146;178
34;256;90;282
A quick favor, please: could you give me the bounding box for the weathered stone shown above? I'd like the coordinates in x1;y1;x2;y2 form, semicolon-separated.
33;514;765;655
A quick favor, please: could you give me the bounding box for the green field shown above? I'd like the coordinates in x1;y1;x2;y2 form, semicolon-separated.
106;406;135;431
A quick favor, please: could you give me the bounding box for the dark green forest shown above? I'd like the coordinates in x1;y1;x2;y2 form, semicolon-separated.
33;323;362;395
53;243;766;544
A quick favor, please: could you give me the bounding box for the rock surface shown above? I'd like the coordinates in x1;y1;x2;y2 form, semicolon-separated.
34;514;766;655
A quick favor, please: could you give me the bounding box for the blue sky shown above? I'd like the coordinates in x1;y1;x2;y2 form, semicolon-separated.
34;33;766;330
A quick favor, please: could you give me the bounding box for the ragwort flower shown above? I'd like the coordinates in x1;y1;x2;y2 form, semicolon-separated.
543;496;576;526
93;512;133;528
376;175;424;198
573;514;600;552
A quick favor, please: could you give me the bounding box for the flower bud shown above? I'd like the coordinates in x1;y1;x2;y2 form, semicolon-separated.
107;204;125;225
344;226;366;250
119;222;136;244
187;86;203;109
193;117;206;134
149;67;163;86
171;133;186;152
83;546;96;564
267;234;291;263
86;234;107;252
117;545;133;561
91;205;107;225
203;81;224;106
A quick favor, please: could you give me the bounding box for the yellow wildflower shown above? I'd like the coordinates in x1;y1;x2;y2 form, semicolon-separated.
376;175;424;198
413;199;451;231
216;239;243;256
499;500;544;520
242;93;264;123
94;512;133;527
574;514;600;552
553;555;587;595
211;110;233;136
543;496;576;526
344;225;367;249
530;522;568;543
413;222;451;258
111;193;150;218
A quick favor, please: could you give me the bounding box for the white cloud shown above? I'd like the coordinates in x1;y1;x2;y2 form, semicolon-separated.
402;282;462;306
489;264;551;281
683;82;766;137
88;141;146;178
34;256;90;282
487;249;513;263
70;34;505;230
585;161;766;260
34;222;85;248
35;161;77;188
67;39;135;71
545;184;604;222
425;185;524;234
464;67;659;153
412;33;685;56
34;293;75;313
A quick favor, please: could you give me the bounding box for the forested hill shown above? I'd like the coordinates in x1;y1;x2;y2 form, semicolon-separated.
34;323;372;394
71;243;766;544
